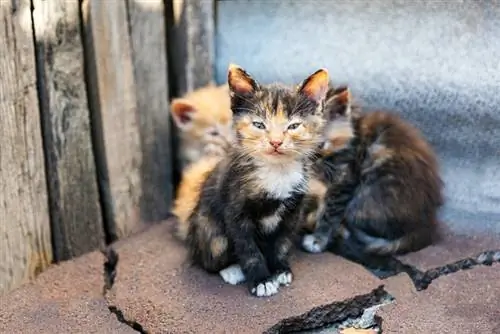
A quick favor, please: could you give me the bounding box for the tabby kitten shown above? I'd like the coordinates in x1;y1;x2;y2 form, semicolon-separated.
185;64;329;297
302;86;444;256
299;85;352;234
170;84;234;168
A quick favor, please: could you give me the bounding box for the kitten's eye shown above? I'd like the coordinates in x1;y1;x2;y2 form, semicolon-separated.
287;122;302;130
209;130;219;137
252;121;266;130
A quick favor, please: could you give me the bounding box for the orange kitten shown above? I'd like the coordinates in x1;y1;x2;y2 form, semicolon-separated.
172;155;221;241
170;84;234;168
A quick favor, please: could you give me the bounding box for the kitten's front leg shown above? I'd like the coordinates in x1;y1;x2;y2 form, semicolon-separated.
228;217;279;297
264;235;294;287
268;236;293;286
266;207;303;287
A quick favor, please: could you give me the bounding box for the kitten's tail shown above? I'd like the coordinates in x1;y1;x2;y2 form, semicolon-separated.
171;156;221;242
357;226;438;256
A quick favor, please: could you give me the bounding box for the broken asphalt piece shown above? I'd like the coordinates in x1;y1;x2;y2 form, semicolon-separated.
263;285;394;334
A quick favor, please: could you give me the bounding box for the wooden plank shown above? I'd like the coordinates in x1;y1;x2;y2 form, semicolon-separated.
32;0;105;261
0;0;52;294
81;0;143;240
168;0;215;95
126;0;173;222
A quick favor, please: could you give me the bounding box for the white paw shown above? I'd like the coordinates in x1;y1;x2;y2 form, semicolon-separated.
274;271;293;286
251;280;279;297
302;234;325;253
219;264;246;285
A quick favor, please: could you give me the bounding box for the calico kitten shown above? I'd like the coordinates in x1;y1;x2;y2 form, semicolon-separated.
302;86;444;256
185;64;329;297
170;84;234;168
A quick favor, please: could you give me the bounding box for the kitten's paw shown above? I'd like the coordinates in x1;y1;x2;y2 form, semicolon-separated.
250;280;279;297
302;234;327;253
219;264;246;285
273;270;293;286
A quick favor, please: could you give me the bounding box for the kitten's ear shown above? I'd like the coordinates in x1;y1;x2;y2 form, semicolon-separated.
328;86;352;118
170;98;197;129
227;64;259;96
298;69;329;104
332;86;351;105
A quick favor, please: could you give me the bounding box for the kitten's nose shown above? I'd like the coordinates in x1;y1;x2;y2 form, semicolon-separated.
269;139;283;148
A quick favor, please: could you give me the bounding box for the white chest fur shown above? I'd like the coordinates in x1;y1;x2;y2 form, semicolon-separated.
256;161;306;200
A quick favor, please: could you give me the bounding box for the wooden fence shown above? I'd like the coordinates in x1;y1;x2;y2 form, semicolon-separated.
0;0;214;295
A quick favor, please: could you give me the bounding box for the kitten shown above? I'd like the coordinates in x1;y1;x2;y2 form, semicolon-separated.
172;155;221;242
299;85;351;234
302;86;444;256
170;84;234;168
184;64;329;297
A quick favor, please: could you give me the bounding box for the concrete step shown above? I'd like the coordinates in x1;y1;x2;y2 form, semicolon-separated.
1;219;498;333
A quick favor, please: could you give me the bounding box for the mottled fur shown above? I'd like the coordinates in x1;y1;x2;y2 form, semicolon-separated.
170;84;234;168
299;85;354;234
185;64;329;297
172;155;222;241
302;86;444;256
300;176;328;233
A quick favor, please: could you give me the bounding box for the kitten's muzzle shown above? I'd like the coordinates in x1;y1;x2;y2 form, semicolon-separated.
266;140;285;155
269;139;283;148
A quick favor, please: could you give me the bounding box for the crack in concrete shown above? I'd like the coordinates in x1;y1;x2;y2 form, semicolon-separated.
330;244;500;291
264;285;394;334
101;246;148;334
97;240;498;334
413;249;500;290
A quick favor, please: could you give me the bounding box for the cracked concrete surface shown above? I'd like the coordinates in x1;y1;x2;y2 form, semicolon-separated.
381;270;500;333
101;220;499;333
1;219;499;333
105;221;383;333
0;251;135;333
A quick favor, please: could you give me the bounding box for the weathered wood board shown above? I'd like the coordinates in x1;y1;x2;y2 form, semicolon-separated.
126;0;173;222
165;0;216;188
81;0;148;240
168;0;215;96
81;0;143;240
0;0;53;294
32;0;105;261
